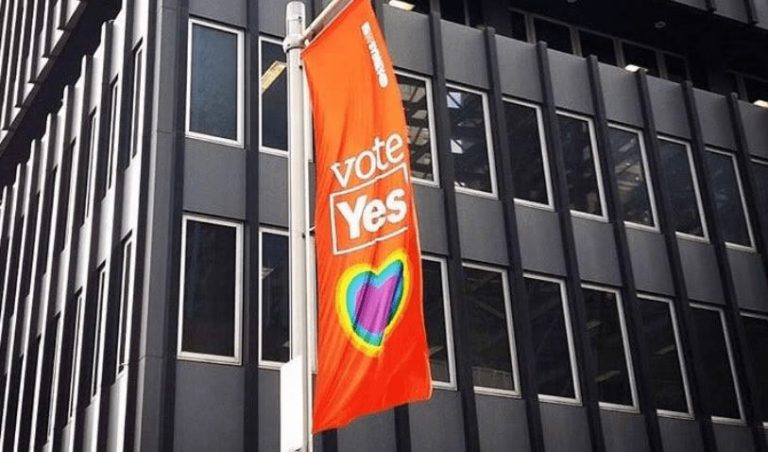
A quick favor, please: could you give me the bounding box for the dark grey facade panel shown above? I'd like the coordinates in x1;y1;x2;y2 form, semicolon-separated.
549;49;595;115
740;102;768;161
695;88;737;150
183;140;247;221
600;410;651;452
678;239;727;304
408;390;466;452
336;406;397;452
515;205;567;276
626;229;675;296
658;417;706;452
189;0;246;29
259;0;309;38
414;185;449;255
539;402;593;452
648;77;692;140
495;36;543;103
474;395;531;451
728;249;768;313
456;193;509;265
571;217;622;286
599;64;644;129
383;5;433;76
258;153;288;228
714;423;756;452
442;20;489;89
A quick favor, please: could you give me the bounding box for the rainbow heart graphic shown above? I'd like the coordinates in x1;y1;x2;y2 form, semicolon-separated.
335;249;411;356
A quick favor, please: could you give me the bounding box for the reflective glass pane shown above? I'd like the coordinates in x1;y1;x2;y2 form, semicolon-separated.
398;74;435;182
706;151;752;247
261;232;290;363
525;277;576;399
691;307;741;419
745;77;768;103
509;10;528;42
658;139;706;238
261;40;288;151
533;18;573;54
447;88;494;193
423;259;450;383
639;298;689;413
579;31;617;65
465;266;515;391
189;23;239;140
558;114;604;217
582;287;634;406
182;220;238;357
664;54;688;83
743;316;768;422
505;102;550;205
608;127;655;227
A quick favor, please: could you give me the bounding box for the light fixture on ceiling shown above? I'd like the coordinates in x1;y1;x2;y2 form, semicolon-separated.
389;0;415;11
624;64;643;72
754;99;768;108
654;20;667;29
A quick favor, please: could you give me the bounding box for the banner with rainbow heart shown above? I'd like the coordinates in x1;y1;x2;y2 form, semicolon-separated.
303;0;432;433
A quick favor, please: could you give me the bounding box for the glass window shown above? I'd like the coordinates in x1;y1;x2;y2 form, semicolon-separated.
80;111;98;224
447;86;496;196
397;73;438;183
106;79;119;189
663;54;688;83
179;215;242;363
68;292;84;417
116;238;134;374
130;46;144;159
260;229;290;364
744;77;768;103
690;305;743;421
509;10;528;42
638;296;691;415
754;159;768;211
504;100;552;207
91;266;108;396
260;38;287;152
557;112;606;219
622;43;659;76
423;257;454;386
47;315;64;438
464;264;517;393
533;17;573;54
38;315;60;447
607;125;657;229
579;31;617;65
657;137;708;240
440;0;466;25
187;19;243;145
582;285;636;408
525;274;579;401
706;150;754;249
742;314;768;423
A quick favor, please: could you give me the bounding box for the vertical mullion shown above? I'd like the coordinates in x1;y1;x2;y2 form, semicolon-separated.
427;3;480;451
681;82;768;452
243;0;260;451
481;26;545;452
585;56;664;452
535;41;606;452
727;95;768;271
743;0;758;24
635;71;719;452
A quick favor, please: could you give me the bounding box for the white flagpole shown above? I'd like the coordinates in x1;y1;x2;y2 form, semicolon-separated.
283;2;310;452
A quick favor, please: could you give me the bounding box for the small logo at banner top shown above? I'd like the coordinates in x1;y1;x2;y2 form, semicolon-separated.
361;22;388;88
335;249;410;356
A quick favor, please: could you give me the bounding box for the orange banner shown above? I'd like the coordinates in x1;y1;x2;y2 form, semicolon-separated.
303;0;432;433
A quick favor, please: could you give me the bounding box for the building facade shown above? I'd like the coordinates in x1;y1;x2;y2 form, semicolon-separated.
0;0;767;451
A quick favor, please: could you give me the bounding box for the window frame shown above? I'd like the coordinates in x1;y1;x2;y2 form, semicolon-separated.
690;302;746;425
556;110;609;222
706;147;756;252
83;110;98;222
258;35;289;156
422;254;457;390
503;97;554;211
607;122;659;232
130;44;145;159
740;310;768;428
395;69;440;187
258;226;290;369
106;78;120;190
185;17;245;148
445;82;499;199
523;272;582;405
177;213;244;365
116;236;135;376
46;314;63;440
528;13;578;55
68;291;85;419
657;135;710;243
581;283;639;412
463;261;520;397
637;293;694;419
91;265;109;398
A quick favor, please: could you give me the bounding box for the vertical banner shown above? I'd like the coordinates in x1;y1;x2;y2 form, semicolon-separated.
303;0;432;433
